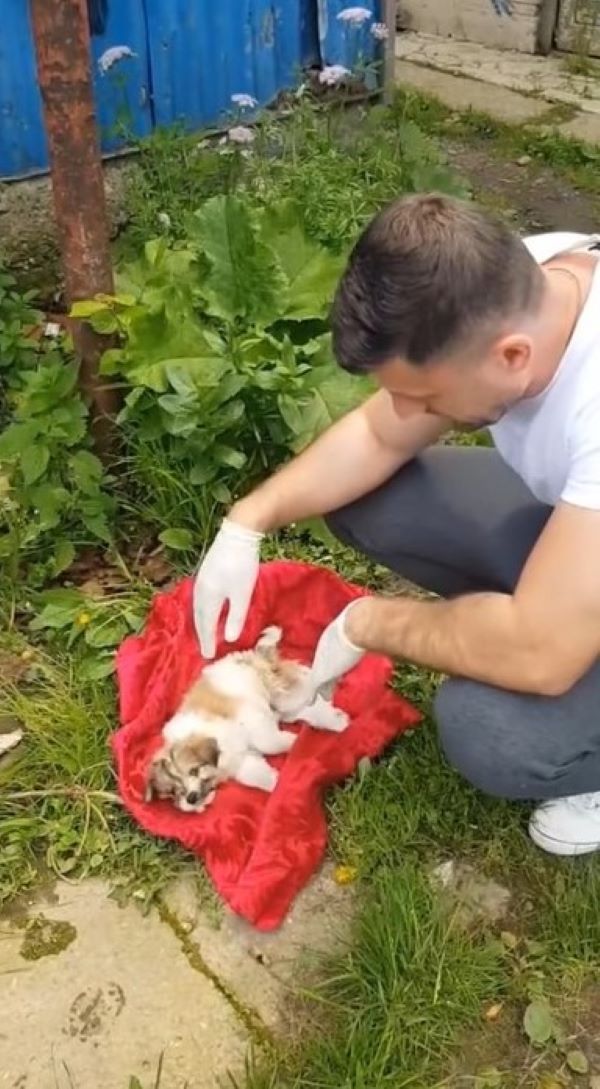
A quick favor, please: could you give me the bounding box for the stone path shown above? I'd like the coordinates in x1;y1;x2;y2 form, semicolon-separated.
0;865;354;1089
395;31;600;143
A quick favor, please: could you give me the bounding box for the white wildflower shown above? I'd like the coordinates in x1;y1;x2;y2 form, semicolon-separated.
228;125;255;144
98;45;136;75
231;93;258;110
319;64;351;87
371;21;389;40
337;6;372;26
157;212;171;229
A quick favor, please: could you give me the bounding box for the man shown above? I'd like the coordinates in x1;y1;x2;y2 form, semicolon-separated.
193;194;600;858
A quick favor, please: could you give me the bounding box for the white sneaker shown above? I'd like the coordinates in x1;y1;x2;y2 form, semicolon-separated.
529;792;600;856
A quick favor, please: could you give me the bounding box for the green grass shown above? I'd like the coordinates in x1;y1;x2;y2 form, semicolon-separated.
5;89;600;1089
0;625;218;914
393;88;600;197
239;864;505;1089
4;534;600;1089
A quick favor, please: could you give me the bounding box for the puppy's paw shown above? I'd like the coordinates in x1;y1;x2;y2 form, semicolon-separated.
325;706;350;733
263;766;279;792
300;694;350;733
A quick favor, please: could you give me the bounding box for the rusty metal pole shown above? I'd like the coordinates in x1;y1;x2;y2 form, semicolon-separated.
383;0;397;105
29;0;119;453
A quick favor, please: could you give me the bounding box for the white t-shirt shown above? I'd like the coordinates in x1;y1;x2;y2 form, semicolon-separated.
490;232;600;509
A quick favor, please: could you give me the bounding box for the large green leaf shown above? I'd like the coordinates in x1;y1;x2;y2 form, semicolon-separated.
0;421;39;461
117;307;223;392
279;361;372;452
159;527;194;551
191;196;287;325
20;443;50;485
164;357;230;395
259;201;346;321
306;363;374;423
69;450;104;495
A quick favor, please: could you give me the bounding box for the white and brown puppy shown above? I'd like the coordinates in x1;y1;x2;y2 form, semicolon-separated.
146;626;349;812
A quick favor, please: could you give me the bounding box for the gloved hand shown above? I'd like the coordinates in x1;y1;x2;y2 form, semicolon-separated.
309;600;366;695
193;518;263;659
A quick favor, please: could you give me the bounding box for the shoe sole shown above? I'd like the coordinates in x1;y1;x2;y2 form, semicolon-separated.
529;818;600;857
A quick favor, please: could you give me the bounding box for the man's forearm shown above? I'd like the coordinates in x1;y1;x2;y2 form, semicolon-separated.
346;592;563;695
230;410;405;533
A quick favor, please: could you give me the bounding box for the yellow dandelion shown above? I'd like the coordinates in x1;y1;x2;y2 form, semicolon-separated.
333;864;358;886
76;611;92;627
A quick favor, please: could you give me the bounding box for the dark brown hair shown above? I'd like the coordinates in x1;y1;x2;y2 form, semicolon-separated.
331;194;544;372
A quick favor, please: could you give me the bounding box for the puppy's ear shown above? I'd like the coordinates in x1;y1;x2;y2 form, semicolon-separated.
145;748;172;802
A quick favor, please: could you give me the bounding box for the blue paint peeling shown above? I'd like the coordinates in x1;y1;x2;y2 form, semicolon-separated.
0;0;378;179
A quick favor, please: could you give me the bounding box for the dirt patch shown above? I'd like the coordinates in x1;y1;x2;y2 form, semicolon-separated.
445;141;600;233
431;858;512;928
450;981;600;1088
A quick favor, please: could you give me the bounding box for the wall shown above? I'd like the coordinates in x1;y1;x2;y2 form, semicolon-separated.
397;0;560;55
555;0;600;56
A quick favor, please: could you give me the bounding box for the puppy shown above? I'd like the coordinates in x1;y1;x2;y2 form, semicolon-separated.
145;626;348;812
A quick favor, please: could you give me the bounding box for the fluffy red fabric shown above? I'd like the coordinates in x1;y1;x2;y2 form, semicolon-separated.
112;560;420;930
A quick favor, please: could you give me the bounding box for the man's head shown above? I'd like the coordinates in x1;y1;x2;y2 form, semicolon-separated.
331;194;546;427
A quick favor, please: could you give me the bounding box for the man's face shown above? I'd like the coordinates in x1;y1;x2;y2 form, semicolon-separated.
375;334;535;430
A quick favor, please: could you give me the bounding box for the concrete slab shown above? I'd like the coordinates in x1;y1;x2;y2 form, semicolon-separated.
395;59;551;124
395;31;600;116
0;881;249;1089
162;862;356;1036
561;111;600;144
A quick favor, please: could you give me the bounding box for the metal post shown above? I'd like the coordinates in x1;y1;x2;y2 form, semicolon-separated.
383;0;396;105
29;0;119;452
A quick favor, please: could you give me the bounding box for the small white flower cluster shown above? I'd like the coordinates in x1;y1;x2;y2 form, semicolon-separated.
336;6;388;37
231;93;258;110
98;45;136;75
371;21;389;40
319;8;388;84
336;6;372;25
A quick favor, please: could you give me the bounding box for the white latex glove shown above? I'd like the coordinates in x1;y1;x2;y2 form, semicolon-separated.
193;518;263;659
309;601;366;695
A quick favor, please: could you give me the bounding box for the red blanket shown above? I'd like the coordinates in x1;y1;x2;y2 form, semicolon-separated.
112;560;420;930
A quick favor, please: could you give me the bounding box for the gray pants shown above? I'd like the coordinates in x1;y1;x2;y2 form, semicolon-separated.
326;446;600;801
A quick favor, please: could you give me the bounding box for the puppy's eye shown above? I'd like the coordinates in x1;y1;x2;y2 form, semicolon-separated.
188;766;200;776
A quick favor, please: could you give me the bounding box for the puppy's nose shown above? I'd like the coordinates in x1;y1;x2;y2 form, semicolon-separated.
186;791;200;806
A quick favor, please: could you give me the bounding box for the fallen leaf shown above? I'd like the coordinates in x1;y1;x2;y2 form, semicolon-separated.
535;1075;564;1089
523;999;555;1045
138;553;173;584
484;1003;504;1022
79;578;106;599
565;1049;589;1074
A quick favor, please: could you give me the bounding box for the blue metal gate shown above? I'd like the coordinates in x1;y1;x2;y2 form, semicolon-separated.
0;0;379;179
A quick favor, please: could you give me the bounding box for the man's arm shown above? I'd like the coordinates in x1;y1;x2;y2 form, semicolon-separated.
345;502;600;696
230;391;449;532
